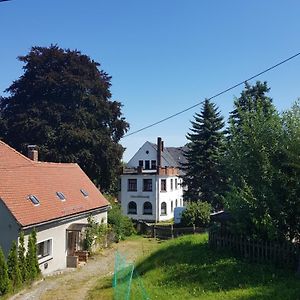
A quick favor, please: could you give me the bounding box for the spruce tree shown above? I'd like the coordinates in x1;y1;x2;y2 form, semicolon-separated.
182;99;225;210
7;241;22;290
18;231;28;283
0;246;11;295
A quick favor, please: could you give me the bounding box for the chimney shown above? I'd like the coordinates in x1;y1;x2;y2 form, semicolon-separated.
27;145;38;161
157;137;162;168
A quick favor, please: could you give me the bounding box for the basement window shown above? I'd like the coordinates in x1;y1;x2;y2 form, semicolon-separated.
56;192;66;201
80;189;89;197
28;195;40;206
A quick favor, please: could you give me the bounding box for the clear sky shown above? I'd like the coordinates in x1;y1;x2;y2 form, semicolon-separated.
1;0;300;161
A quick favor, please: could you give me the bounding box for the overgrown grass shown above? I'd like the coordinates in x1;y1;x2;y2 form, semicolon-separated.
88;234;300;300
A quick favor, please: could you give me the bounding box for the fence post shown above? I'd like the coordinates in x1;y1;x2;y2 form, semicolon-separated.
193;224;195;234
171;224;174;239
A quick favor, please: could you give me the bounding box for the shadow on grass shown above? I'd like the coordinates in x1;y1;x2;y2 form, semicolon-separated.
135;234;300;299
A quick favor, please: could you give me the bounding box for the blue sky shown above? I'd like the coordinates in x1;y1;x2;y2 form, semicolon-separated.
1;0;300;161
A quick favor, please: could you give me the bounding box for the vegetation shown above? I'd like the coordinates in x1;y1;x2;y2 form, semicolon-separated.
182;99;225;210
88;234;300;300
224;83;300;241
7;241;22;291
83;216;108;252
0;247;11;296
0;45;129;193
0;230;40;297
107;199;136;241
181;201;211;227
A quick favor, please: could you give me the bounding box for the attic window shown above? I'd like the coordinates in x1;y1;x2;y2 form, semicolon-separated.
28;195;40;206
80;189;89;197
56;192;66;201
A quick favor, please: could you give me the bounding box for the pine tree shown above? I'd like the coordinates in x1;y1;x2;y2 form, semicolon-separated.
0;246;11;295
18;231;28;283
182;99;225;210
7;241;22;290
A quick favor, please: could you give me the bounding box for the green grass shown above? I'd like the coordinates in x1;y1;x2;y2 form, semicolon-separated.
88;234;300;300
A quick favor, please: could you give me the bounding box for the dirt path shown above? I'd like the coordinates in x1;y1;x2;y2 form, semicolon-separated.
10;238;155;300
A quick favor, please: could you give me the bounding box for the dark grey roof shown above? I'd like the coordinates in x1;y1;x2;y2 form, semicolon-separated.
165;146;188;167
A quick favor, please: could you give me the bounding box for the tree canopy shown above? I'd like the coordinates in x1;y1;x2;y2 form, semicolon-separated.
182;99;225;210
0;45;129;192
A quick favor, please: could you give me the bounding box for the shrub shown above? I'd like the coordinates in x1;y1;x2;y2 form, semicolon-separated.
26;229;40;282
7;241;22;290
181;201;211;227
108;201;135;240
0;247;11;295
18;231;28;283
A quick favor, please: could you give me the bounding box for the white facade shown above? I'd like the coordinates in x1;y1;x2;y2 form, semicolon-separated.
120;138;184;222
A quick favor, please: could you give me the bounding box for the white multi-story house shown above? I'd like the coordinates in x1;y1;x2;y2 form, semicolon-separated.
119;137;186;222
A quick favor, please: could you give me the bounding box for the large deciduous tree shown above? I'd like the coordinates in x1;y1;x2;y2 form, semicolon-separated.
182;99;225;210
0;45;129;192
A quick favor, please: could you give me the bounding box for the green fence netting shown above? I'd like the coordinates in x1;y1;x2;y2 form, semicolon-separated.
112;251;150;300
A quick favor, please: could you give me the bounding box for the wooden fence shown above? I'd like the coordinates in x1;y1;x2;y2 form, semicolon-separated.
136;222;205;239
209;228;300;270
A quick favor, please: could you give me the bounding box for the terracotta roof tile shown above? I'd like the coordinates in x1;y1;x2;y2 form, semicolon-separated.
0;141;109;227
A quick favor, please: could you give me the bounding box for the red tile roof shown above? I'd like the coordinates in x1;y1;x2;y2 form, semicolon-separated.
0;141;109;227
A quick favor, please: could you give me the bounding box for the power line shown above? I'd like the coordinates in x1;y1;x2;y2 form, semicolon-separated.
123;51;300;138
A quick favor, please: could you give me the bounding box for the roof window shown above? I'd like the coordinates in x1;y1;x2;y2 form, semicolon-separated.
28;195;40;206
80;189;89;197
56;192;66;201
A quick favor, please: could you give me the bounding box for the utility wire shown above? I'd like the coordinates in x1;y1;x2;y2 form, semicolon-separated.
123;51;300;138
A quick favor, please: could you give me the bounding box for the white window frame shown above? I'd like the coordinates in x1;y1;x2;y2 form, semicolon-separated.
37;238;53;263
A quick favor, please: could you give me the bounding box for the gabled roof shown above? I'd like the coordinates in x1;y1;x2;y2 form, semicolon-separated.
0;141;109;227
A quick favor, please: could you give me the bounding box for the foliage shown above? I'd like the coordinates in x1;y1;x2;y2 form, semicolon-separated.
182;99;225;210
0;45;129;193
0;247;11;295
7;241;22;290
18;231;28;283
181;201;211;227
26;229;40;281
83;216;108;252
108;200;136;241
89;234;300;300
224;83;300;241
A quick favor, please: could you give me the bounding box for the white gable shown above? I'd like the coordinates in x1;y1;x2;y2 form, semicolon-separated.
127;141;156;168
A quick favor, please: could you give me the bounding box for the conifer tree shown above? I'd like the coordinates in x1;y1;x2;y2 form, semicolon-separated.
26;230;40;281
18;231;28;283
0;246;11;295
182;99;225;210
7;241;22;290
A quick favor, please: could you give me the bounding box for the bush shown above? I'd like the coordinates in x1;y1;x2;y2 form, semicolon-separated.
108;201;135;240
0;247;11;295
181;201;211;227
7;241;22;290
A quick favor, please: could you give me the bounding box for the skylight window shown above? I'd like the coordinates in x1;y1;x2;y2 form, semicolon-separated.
56;192;66;201
28;195;40;206
80;189;89;197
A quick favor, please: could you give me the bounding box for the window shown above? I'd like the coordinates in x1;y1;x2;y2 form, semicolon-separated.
175;199;178;207
138;160;143;168
128;179;137;191
143;202;152;215
80;189;89;197
143;179;152;191
171;179;173;190
128;201;137;214
28;195;40;206
56;192;66;201
161;179;166;191
175;178;178;189
171;201;174;212
145;160;150;170
151;160;156;170
161;202;167;215
37;239;52;259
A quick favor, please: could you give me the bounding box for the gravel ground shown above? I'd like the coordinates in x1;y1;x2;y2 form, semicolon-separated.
9;238;153;300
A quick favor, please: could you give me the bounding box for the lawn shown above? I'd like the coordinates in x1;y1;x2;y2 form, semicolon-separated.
87;234;300;300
